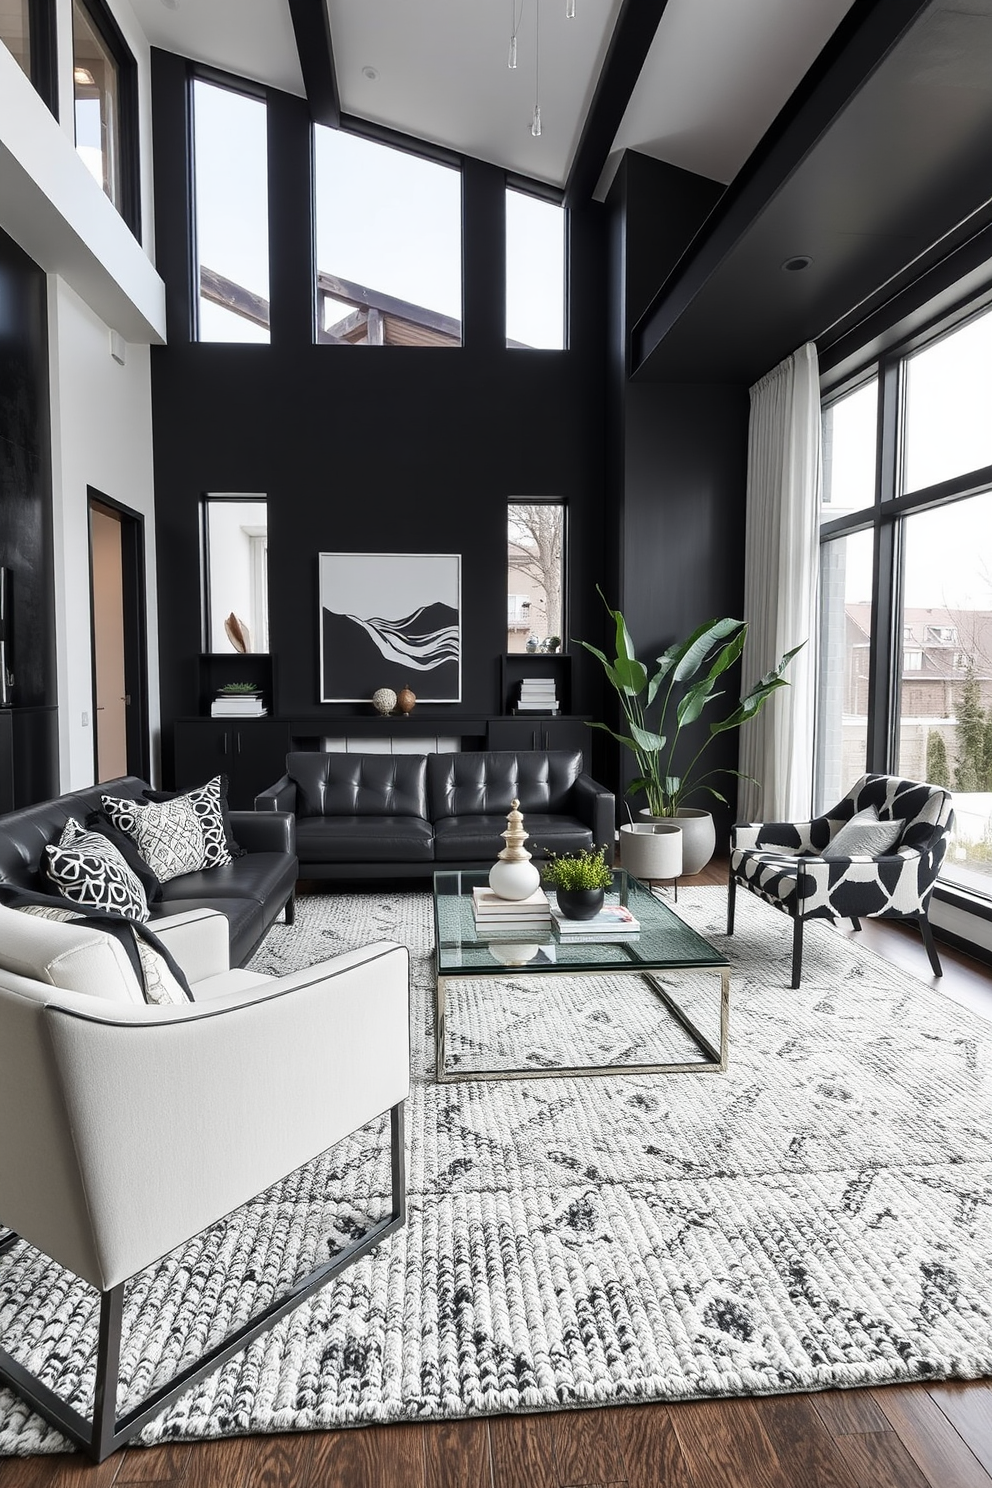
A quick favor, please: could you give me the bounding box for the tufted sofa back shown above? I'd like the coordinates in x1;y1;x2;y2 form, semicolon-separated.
286;753;429;818
428;750;582;820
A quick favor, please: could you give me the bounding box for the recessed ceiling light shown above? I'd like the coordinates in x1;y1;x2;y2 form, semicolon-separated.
362;66;379;81
781;255;814;272
73;66;94;86
159;0;180;9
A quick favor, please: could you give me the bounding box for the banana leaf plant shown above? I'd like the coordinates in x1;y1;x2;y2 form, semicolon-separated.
577;590;804;817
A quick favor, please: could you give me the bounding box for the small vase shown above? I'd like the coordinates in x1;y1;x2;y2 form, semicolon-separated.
556;887;605;920
396;686;416;715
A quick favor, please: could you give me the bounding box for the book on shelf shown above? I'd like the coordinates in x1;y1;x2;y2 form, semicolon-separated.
211;698;267;717
549;899;641;936
513;703;560;714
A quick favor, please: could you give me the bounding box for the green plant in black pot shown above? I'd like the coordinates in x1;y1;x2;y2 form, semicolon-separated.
541;846;613;920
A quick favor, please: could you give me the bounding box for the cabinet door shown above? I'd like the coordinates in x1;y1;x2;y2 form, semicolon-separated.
487;717;590;765
174;719;290;809
230;719;291;807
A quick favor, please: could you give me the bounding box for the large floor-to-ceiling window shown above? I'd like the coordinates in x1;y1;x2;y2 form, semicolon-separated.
816;298;992;897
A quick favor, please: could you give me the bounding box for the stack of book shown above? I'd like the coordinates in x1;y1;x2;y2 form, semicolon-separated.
514;677;559;715
549;899;641;938
210;692;268;718
472;884;552;935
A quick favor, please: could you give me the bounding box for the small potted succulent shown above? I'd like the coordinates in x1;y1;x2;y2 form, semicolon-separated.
541;846;613;920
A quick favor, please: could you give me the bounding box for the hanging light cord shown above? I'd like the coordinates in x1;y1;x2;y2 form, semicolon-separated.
532;0;542;135
508;0;523;68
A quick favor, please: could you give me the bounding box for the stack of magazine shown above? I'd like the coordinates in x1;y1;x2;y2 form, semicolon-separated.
548;897;640;938
513;677;559;715
472;885;552;936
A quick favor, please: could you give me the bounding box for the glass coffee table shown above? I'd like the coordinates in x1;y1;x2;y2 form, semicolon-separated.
432;868;730;1083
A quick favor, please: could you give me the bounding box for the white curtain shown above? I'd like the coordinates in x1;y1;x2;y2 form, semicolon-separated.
737;341;821;824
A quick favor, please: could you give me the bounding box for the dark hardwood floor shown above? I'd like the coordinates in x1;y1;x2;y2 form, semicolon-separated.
2;863;990;1488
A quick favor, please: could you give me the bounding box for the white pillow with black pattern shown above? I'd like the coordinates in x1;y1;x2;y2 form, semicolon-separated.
141;776;234;871
101;790;213;884
44;818;150;921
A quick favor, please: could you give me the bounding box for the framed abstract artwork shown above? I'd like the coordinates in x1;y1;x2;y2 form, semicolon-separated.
319;552;462;703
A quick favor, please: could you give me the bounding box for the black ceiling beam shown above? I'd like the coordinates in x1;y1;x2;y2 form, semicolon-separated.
563;0;672;210
288;0;340;129
630;0;934;376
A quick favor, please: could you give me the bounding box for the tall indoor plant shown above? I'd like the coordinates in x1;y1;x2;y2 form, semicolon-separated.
579;592;803;872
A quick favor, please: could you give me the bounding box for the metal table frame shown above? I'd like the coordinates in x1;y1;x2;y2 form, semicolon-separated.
434;874;730;1083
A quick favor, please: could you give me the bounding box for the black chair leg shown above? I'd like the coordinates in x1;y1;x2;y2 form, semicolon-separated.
850;917;862;932
284;890;296;926
918;914;943;977
727;873;736;935
791;915;804;989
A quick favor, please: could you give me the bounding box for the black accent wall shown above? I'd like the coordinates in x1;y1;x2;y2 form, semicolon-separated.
150;51;613;784
0;225;58;807
605;155;749;838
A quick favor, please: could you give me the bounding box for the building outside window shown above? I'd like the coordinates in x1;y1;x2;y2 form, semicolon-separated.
192;79;270;343
507;502;564;652
816;301;992;897
314;127;462;346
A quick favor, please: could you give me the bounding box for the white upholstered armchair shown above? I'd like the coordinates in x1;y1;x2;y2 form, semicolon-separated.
0;904;409;1461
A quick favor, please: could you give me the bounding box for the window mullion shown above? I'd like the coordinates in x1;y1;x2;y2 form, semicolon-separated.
865;360;901;771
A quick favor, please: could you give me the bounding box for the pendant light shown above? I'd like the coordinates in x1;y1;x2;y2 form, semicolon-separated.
531;0;542;136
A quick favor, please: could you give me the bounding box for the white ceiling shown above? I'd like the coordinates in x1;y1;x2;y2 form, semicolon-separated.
127;0;860;193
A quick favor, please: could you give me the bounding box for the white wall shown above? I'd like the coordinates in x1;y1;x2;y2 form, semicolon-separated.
48;276;160;788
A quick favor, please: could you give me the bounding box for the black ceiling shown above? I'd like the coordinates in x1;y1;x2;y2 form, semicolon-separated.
631;0;992;384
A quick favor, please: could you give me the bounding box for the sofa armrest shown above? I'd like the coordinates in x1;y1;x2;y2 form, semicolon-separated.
151;908;231;980
255;776;297;814
41;941;410;1290
229;807;296;855
572;772;616;864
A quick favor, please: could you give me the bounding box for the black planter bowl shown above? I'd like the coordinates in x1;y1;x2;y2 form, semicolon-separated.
556;887;605;920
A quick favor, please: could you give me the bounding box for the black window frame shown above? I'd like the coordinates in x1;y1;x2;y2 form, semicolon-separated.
71;0;140;239
818;292;992;915
312;116;465;349
0;0;57;113
504;176;569;352
188;65;271;345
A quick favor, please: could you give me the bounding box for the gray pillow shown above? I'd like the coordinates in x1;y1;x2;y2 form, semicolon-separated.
822;807;904;859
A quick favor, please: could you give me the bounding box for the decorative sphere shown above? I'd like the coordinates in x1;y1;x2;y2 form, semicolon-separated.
396;686;416;714
372;688;397;716
488;856;541;901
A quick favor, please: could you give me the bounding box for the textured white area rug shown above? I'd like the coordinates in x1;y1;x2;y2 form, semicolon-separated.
2;886;992;1455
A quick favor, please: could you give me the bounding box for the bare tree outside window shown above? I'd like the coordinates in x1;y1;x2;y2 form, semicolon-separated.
507;503;564;652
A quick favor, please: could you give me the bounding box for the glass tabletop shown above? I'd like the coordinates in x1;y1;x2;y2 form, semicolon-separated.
433;868;728;975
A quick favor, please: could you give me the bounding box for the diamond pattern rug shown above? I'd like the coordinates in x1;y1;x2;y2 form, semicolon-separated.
1;886;991;1455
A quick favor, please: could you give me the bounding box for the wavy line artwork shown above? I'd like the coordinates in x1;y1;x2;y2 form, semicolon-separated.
319;553;462;702
343;605;460;671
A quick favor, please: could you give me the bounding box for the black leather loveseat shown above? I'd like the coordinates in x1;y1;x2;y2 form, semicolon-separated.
255;750;615;882
0;775;297;966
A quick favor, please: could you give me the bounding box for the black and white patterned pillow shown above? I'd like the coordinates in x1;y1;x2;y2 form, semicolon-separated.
101;792;208;883
102;778;233;882
44;818;150;921
140;776;235;869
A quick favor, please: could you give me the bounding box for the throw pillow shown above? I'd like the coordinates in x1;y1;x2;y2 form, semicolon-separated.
143;774;245;860
44;818;150;921
822;807;905;859
17;903;193;1005
84;810;164;903
101;783;231;883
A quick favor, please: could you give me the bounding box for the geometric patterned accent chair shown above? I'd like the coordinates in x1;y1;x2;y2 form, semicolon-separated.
727;774;954;988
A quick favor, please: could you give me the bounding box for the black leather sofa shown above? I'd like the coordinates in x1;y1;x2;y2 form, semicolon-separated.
0;775;297;966
255;749;615;881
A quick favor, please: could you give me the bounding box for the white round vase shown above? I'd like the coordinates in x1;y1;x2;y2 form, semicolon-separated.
488;856;541;901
